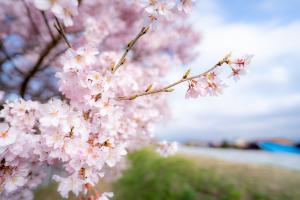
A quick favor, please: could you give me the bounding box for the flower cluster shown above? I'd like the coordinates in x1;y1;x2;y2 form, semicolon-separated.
156;140;178;157
139;0;196;22
32;0;78;26
229;54;254;81
178;0;196;13
185;54;253;99
0;100;46;200
185;71;226;98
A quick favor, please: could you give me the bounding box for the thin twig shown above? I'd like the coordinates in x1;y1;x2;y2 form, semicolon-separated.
38;47;68;71
112;26;150;72
21;0;40;35
54;17;72;48
20;35;62;98
117;55;230;101
0;41;24;75
41;11;55;40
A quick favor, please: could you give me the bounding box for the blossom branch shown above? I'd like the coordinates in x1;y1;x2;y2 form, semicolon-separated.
112;26;150;72
117;54;231;100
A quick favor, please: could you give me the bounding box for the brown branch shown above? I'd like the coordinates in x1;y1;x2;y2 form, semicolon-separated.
0;41;24;75
41;11;55;40
0;52;22;66
38;47;68;71
54;18;72;48
112;26;150;72
20;35;62;98
117;55;230;101
21;0;40;35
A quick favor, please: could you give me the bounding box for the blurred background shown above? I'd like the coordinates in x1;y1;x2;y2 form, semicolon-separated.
2;0;300;199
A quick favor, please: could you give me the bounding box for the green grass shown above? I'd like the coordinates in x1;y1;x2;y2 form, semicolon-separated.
113;148;300;200
35;148;300;200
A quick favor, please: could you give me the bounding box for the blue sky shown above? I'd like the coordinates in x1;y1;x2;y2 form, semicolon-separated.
157;0;300;142
216;0;300;24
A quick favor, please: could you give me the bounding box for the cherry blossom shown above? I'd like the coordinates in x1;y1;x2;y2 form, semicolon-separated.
204;71;228;96
3;164;28;193
55;0;78;27
140;0;177;21
156;140;178;157
61;47;99;71
0;123;17;147
39;98;69;127
178;0;196;13
185;71;227;98
185;79;207;99
98;192;114;200
157;1;176;20
53;174;84;198
32;0;62;12
31;0;78;26
0;0;252;199
229;54;254;81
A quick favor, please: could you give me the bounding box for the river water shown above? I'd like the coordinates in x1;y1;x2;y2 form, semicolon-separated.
179;146;300;171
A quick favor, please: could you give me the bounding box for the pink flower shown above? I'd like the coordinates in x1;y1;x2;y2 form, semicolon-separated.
204;71;227;96
32;0;78;26
156;140;178;157
140;0;175;20
104;146;127;167
0;123;17;147
232;54;254;68
139;0;159;8
157;1;175;20
185;69;227;99
98;192;114;200
0;99;40;132
229;54;254;81
39;99;69;127
3;163;29;193
61;47;99;71
53;174;84;198
54;0;78;27
178;0;196;14
185;79;207;99
32;0;62;12
229;67;247;81
206;78;227;96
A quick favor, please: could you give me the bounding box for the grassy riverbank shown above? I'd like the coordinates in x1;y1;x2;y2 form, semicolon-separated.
35;148;300;200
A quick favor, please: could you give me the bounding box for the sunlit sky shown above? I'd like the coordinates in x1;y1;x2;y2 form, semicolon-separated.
157;0;300;142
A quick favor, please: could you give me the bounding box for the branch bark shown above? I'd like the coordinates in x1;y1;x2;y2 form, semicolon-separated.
21;0;40;35
20;35;62;98
0;41;24;75
112;26;150;72
117;56;230;101
41;11;55;40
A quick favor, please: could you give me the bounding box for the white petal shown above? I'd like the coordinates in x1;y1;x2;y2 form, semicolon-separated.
33;0;51;10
